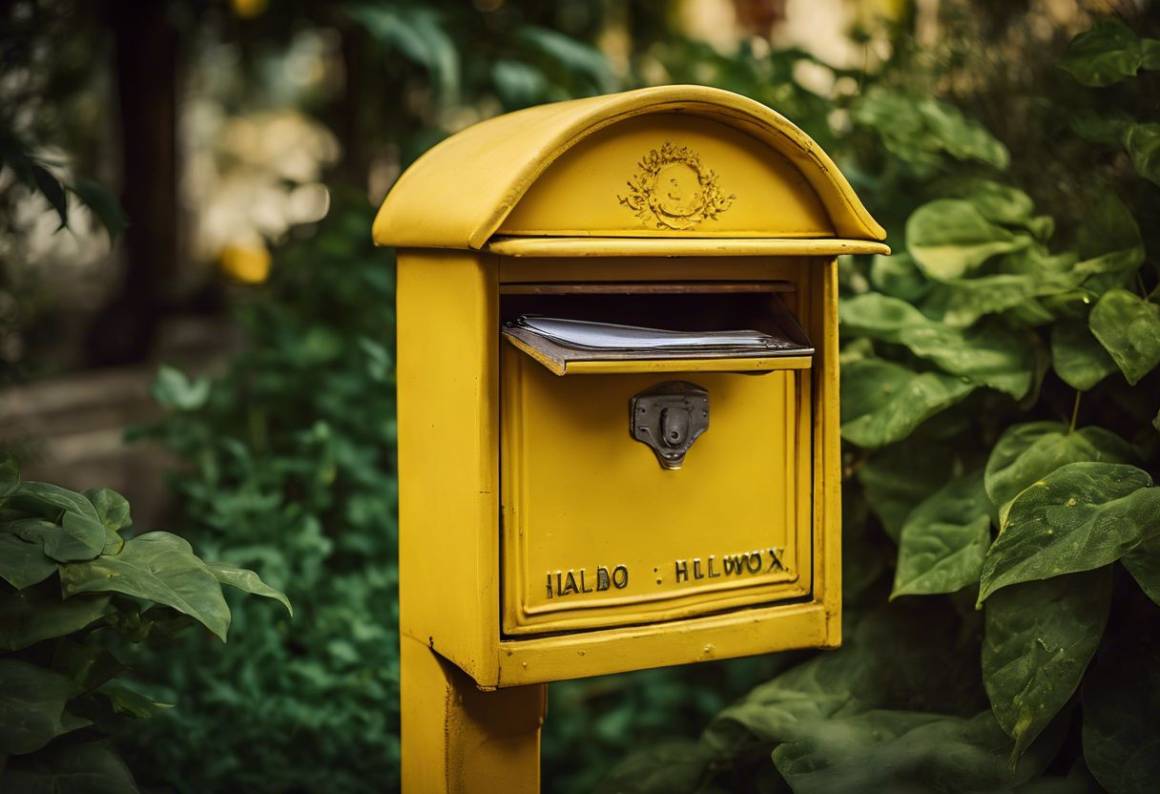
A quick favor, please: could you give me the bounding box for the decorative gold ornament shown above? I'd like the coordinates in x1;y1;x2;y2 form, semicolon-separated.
618;142;735;230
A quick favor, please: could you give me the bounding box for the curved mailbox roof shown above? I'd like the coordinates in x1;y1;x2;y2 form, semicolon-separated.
373;85;886;253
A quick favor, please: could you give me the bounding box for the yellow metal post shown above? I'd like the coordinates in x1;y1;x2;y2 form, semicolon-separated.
401;637;546;793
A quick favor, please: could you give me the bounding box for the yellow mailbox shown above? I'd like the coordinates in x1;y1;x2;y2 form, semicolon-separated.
375;85;886;792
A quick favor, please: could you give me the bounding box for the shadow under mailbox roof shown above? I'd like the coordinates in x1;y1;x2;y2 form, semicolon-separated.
372;85;886;251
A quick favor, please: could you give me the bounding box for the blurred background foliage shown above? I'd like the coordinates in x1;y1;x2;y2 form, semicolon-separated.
1;0;1158;792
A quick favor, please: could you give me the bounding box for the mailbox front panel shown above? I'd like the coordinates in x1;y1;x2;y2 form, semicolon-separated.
501;344;812;635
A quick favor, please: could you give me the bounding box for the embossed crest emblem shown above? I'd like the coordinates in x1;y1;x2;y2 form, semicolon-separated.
618;142;735;230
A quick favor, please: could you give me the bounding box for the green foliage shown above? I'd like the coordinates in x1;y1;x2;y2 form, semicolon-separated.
121;196;402;793
0;128;127;240
0;459;286;793
611;14;1160;794
890;470;990;599
1058;18;1160;86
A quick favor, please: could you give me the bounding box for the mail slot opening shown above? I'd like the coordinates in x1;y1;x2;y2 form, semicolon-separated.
500;282;812;375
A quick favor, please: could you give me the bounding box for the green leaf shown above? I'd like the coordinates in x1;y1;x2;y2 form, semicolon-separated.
978;462;1160;603
207;562;293;617
1051;320;1117;391
771;710;1059;793
921;273;1039;329
11;514;105;563
345;3;459;104
842;293;1035;398
984;422;1136;526
1071;109;1135;146
869;252;928;303
29;161;68;230
940;179;1055;242
1122;531;1160;606
10;481;101;523
518;26;617;93
983;568;1112;761
0;533;57;589
99;681;173;719
602;740;714;794
491;60;551;109
60;532;231;641
0;458;18;498
1089;289;1160;385
84;488;131;532
0;659;87;755
852;87;1008;173
0;740;140;794
858;442;957;541
906;199;1031;280
1125;123;1160;186
1059;18;1157;86
0;587;110;651
70;178;128;240
840;359;975;448
1082;613;1160;794
891;470;991;599
1074;193;1144;280
151;365;211;411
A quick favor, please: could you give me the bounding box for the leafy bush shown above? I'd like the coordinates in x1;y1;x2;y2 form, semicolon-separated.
610;17;1160;793
121;195;401;793
0;459;288;792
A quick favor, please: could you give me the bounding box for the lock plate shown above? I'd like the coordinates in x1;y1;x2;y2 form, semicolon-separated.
630;381;709;469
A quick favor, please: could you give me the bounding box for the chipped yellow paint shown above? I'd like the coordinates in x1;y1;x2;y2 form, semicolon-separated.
380;86;882;792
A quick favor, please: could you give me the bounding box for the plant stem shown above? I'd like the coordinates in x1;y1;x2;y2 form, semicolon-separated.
1068;390;1082;433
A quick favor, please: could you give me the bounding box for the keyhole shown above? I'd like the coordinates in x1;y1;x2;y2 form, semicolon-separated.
659;406;690;449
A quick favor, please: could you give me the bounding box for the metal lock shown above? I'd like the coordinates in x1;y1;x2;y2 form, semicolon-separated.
629;381;710;470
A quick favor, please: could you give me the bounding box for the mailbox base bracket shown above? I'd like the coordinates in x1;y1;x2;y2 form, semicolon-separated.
402;636;546;793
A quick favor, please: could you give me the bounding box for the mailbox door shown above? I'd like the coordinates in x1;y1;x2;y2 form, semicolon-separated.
501;342;812;636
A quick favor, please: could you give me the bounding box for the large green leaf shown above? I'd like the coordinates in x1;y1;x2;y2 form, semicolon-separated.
1121;531;1160;606
0;659;87;755
1089;289;1160;384
10;481;100;523
60;532;231;641
11;514;104;563
1125;123;1160;186
207;562;293;617
857;441;958;541
0;533;57;589
851;87;1009;173
921;273;1039;329
0;587;110;651
1059;18;1160;86
842;293;1035;398
983;568;1112;761
705;603;985;760
906;199;1031;280
601;741;717;794
0;740;140;794
1051;320;1118;391
771;709;1061;794
978;462;1160;603
891;470;991;599
945;179;1036;228
983;422;1136;526
840;359;975;449
1072;194;1145;283
1082;612;1160;794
